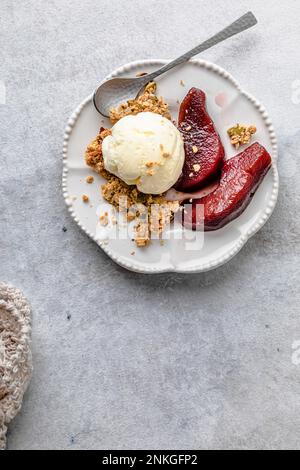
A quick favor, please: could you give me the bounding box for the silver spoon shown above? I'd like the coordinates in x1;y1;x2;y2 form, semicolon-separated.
93;11;257;117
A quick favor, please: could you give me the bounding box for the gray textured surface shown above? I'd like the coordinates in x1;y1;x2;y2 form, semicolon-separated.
1;0;300;450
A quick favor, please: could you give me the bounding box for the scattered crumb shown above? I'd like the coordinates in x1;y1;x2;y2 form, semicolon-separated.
82;194;89;203
227;123;257;149
192;145;198;153
86;175;94;184
67;313;71;321
99;212;109;226
131;251;135;256
89;204;93;208
127;211;136;222
146;169;155;176
176;99;180;104
146;161;160;168
72;196;77;201
180;79;185;86
193;164;200;172
135;221;150;247
162;152;170;158
62;226;67;233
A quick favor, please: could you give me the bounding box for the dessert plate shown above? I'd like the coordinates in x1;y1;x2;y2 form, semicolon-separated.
62;59;279;273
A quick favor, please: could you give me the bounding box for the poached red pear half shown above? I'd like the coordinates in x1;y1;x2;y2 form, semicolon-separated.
175;87;225;191
182;142;272;231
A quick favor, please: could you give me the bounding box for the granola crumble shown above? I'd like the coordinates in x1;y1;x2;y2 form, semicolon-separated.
99;212;109;226
85;83;179;247
135;221;149;247
227;123;257;149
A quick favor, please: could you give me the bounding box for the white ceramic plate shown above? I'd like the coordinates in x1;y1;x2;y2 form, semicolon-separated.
62;59;279;273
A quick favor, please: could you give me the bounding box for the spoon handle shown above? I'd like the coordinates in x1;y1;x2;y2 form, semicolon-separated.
142;12;257;82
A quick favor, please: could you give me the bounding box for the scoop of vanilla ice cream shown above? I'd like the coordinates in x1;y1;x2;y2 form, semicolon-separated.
102;112;185;194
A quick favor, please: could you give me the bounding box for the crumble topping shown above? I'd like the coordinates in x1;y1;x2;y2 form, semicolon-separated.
85;84;179;247
109;82;171;124
227;123;257;149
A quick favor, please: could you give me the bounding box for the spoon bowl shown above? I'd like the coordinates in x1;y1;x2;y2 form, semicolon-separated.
93;75;150;117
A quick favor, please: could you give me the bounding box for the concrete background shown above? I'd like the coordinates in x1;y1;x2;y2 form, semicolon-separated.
1;0;300;450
